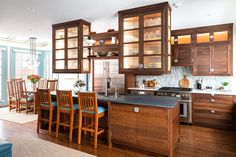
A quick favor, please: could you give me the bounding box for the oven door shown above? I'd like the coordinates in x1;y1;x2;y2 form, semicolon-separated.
179;100;192;123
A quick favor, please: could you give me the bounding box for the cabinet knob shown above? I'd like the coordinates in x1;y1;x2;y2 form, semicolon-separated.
174;59;178;63
210;99;215;102
139;64;144;69
209;68;215;72
133;107;139;113
210;110;215;114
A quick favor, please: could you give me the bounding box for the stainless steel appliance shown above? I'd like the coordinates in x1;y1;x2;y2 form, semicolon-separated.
157;87;192;124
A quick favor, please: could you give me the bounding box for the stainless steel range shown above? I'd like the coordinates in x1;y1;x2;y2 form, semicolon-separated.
157;87;192;124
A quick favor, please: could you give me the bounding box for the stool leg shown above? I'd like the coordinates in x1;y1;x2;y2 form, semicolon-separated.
56;111;60;138
37;109;41;133
48;108;53;136
84;117;87;136
78;112;82;144
94;115;98;148
69;111;74;142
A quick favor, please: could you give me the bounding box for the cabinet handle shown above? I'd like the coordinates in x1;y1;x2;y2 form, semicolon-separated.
210;99;215;102
209;68;215;72
133;107;139;113
139;64;144;69
210;93;215;96
210;110;215;114
174;59;178;63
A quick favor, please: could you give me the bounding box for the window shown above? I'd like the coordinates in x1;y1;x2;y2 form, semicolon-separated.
0;46;8;105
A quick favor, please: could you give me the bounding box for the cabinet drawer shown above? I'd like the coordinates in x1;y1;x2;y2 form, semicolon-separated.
193;109;233;129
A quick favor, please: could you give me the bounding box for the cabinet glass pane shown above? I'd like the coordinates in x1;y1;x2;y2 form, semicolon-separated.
124;43;139;56
67;27;78;38
83;25;89;36
144;56;161;68
171;37;175;45
68;49;78;59
178;35;191;44
56;40;65;49
168;10;171;27
144;41;161;55
197;33;210;43
144;27;161;41
168;42;171;55
55;29;65;39
124;30;139;43
168;27;171;41
214;31;228;42
123;57;139;69
68;60;78;69
55;60;65;69
82;59;89;71
83;48;89;58
168;56;171;71
55;50;65;59
144;13;161;27
124;17;139;30
83;37;89;47
67;38;78;48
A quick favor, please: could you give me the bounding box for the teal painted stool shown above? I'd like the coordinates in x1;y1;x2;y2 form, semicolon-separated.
0;140;12;157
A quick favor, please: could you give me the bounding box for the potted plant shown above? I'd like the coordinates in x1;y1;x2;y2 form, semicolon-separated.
221;81;229;90
27;74;41;90
74;79;86;93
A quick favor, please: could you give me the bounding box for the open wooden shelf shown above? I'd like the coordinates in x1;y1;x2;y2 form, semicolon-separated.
84;44;119;52
89;31;119;40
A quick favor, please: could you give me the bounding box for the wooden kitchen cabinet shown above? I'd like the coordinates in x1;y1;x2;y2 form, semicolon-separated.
192;93;235;130
110;103;180;156
193;23;233;76
118;2;172;75
52;19;91;73
171;34;193;66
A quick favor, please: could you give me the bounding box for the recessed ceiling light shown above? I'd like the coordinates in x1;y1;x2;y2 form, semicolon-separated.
173;2;182;8
207;13;212;17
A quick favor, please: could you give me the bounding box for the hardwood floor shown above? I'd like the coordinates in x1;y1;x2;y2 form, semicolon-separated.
0;119;236;157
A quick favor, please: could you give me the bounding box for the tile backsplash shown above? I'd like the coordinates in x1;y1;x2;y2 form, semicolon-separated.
137;67;232;90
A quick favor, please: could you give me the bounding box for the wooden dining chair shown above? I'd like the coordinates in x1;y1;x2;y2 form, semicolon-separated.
16;80;34;114
56;90;79;142
77;92;106;148
38;78;47;89
37;88;57;136
7;80;19;112
46;79;58;91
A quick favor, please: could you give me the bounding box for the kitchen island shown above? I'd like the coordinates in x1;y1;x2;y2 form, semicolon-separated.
51;93;180;157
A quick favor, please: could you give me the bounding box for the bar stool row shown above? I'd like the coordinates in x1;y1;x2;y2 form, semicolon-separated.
37;89;106;148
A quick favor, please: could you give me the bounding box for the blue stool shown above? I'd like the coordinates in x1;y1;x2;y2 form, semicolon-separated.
0;140;12;157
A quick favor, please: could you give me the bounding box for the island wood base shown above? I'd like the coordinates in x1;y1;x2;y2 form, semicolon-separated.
108;103;180;157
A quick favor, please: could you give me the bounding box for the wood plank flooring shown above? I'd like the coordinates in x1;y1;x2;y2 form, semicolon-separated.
0;120;236;157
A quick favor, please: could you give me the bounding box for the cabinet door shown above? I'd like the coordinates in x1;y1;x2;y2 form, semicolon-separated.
193;45;211;75
211;43;231;75
110;104;137;147
136;106;169;155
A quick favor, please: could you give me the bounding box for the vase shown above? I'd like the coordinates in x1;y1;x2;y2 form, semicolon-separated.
32;84;37;91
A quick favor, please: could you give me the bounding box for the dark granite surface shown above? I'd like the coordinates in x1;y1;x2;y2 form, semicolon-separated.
51;92;180;108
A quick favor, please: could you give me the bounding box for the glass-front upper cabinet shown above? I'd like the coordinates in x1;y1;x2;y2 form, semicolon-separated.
119;2;172;74
52;19;91;73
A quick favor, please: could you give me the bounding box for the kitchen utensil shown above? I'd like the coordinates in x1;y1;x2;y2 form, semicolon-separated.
97;52;108;57
196;80;202;89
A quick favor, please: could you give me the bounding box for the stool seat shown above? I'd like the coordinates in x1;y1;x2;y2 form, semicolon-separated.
0;140;12;157
60;104;79;111
82;106;106;114
40;101;57;107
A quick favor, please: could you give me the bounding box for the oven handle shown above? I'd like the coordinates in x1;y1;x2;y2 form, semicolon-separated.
179;100;192;103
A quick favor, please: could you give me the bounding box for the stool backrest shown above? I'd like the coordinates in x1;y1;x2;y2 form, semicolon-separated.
38;78;47;89
37;88;52;108
47;79;58;91
16;80;27;99
7;80;16;99
78;92;98;113
56;90;74;110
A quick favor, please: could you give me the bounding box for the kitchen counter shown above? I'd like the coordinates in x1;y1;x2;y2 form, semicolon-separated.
97;94;180;108
127;87;159;91
192;89;236;95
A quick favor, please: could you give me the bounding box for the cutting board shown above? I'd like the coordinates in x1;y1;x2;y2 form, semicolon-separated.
179;76;190;88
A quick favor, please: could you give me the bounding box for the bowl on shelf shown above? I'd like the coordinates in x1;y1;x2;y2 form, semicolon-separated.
97;52;108;57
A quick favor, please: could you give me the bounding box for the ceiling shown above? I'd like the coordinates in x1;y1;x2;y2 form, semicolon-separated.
0;0;235;44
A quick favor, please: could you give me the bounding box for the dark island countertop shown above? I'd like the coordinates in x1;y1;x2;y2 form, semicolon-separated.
97;94;180;108
51;92;180;108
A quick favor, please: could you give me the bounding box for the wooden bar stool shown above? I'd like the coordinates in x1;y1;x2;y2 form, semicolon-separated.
37;88;57;136
16;80;34;114
77;91;106;148
56;90;79;142
46;79;58;91
7;80;19;112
